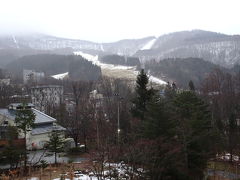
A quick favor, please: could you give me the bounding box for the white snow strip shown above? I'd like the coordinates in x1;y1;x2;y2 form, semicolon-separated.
149;75;167;85
133;70;167;85
100;44;104;51
52;72;69;80
141;38;156;50
74;51;134;70
12;35;19;49
74;51;99;65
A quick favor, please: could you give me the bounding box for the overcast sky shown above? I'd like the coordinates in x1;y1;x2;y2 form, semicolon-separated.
0;0;239;42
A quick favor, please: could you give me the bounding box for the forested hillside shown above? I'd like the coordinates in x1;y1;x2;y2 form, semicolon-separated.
100;54;140;67
135;30;240;67
144;58;224;88
6;54;101;81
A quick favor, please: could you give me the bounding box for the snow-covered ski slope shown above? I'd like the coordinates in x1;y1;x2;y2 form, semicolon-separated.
74;51;166;85
52;72;69;80
141;38;157;50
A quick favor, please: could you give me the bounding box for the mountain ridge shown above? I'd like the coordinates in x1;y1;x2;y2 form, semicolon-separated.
1;30;240;67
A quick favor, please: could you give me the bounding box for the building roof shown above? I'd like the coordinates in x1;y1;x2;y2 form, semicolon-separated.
0;108;56;125
8;103;35;109
32;108;56;124
30;85;63;89
0;109;15;120
31;124;66;135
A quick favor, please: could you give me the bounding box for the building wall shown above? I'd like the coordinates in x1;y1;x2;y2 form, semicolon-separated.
0;79;10;86
0;114;15;127
23;70;45;84
26;131;65;150
31;86;63;112
26;132;50;150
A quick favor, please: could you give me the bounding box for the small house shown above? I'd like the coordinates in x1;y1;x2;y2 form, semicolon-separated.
0;103;65;150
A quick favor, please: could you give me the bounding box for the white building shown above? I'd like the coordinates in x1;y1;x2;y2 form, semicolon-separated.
0;103;65;150
0;79;10;86
30;85;63;113
23;69;45;84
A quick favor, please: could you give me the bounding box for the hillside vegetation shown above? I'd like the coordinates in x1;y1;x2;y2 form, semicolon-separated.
100;54;140;67
6;54;101;81
144;58;224;88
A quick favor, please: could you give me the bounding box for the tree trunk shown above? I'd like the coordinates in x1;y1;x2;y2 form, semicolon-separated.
74;137;78;147
24;131;27;171
83;131;87;152
55;152;57;165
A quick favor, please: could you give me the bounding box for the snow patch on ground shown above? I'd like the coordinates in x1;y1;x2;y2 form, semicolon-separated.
54;176;97;180
52;72;69;80
51;162;144;180
27;178;39;180
141;38;156;50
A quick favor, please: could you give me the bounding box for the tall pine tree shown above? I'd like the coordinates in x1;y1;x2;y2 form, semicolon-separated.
15;103;36;170
131;69;154;120
46;130;65;164
173;91;214;179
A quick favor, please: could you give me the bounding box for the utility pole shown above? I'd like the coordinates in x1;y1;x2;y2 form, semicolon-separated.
114;93;123;145
93;99;100;149
117;99;120;145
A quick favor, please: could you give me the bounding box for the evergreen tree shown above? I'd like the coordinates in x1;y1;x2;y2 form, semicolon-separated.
15;103;36;169
46;130;65;164
0;146;23;169
131;69;153;120
0;126;23;169
141;94;187;179
188;80;195;91
144;94;174;139
173;91;214;179
227;113;238;162
142;91;216;179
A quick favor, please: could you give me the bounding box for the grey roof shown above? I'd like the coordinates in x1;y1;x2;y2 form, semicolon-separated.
0;109;16;120
31;85;63;89
8;103;35;108
0;108;56;125
31;124;66;135
32;108;56;124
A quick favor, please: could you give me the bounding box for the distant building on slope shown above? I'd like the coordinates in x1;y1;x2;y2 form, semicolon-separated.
0;79;10;86
23;69;45;84
30;85;63;113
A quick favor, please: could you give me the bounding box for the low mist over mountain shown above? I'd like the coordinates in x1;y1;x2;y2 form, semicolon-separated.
0;33;154;67
1;30;240;68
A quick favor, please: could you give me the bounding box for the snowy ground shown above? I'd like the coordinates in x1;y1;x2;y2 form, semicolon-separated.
74;51;166;85
28;162;144;180
0;151;85;170
28;150;85;165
